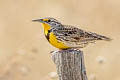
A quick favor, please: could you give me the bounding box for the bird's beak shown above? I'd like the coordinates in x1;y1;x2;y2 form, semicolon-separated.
32;19;43;22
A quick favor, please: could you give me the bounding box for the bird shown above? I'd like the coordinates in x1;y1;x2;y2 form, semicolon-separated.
32;17;111;50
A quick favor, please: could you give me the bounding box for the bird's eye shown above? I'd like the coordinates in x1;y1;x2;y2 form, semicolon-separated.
47;19;51;22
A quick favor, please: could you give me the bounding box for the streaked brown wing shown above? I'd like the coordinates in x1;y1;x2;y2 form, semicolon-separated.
54;25;97;42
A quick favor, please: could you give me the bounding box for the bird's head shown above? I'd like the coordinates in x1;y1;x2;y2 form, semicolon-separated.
32;17;62;27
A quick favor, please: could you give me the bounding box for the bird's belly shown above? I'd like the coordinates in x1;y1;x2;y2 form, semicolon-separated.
49;32;69;49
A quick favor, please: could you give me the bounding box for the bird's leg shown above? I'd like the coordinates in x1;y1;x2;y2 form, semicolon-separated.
69;47;81;51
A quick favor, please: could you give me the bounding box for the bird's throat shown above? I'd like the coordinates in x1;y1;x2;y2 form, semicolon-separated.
42;23;51;36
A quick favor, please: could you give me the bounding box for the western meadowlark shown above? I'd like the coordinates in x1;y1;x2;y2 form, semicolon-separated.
32;17;111;50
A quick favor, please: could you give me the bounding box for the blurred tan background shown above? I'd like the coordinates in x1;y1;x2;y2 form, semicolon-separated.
0;0;120;80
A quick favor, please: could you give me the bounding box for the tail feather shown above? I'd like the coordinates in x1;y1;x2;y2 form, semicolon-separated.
97;35;112;41
88;32;112;41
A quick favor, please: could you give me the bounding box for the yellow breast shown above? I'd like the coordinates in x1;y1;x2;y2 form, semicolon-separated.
42;23;69;49
49;32;69;49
